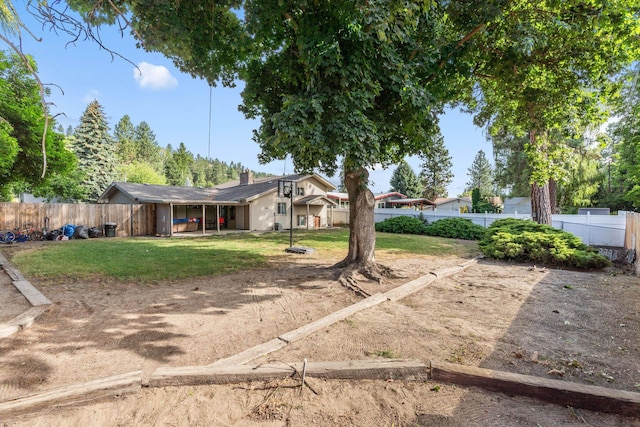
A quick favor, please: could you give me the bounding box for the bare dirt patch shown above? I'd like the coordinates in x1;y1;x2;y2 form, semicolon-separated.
0;244;638;426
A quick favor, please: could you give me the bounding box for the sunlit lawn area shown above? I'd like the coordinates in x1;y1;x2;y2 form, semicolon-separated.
8;229;478;283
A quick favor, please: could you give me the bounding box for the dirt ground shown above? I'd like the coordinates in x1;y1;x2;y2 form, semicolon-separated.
0;242;639;426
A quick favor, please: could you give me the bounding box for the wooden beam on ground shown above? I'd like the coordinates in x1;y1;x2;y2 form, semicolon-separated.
384;274;436;301
0;254;25;282
430;361;640;418
207;338;288;368
11;280;51;306
278;293;388;344
150;359;428;388
458;258;479;269
0;306;50;338
430;266;463;278
0;370;141;418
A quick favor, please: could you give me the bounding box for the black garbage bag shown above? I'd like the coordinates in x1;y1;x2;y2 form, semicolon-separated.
47;229;62;240
88;226;102;238
75;225;89;239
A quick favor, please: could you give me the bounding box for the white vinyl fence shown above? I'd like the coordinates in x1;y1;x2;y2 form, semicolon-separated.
374;208;626;247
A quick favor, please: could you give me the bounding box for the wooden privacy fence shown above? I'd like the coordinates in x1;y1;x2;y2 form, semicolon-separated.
624;212;640;275
0;203;155;237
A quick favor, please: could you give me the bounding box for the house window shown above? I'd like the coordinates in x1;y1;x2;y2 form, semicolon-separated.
297;187;305;196
277;202;287;215
229;206;236;220
297;215;306;226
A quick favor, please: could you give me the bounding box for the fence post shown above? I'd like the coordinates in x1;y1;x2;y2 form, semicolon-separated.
586;211;591;245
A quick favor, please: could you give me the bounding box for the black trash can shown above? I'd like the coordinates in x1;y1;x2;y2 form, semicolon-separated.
104;222;117;237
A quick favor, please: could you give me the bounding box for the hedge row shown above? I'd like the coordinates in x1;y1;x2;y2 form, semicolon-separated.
375;216;610;269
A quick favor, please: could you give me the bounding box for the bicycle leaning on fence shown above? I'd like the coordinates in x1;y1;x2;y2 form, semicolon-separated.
13;223;44;242
0;229;15;244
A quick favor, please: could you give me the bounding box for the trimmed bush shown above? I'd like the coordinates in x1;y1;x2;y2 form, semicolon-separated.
375;216;428;234
479;218;610;269
423;217;486;240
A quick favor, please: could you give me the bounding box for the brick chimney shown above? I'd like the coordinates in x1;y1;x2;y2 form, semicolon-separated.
239;170;254;186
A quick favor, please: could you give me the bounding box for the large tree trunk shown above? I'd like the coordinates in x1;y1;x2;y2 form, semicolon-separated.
548;178;559;214
527;130;553;225
334;167;392;291
530;181;552;225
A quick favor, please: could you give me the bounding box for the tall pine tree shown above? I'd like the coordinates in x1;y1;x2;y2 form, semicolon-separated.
465;150;494;196
389;159;423;199
419;135;453;201
72;100;117;202
113;115;137;165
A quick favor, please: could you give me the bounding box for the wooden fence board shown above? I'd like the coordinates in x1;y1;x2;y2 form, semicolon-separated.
0;203;155;237
625;212;640;275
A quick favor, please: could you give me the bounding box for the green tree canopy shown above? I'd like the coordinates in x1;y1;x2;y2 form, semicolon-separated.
462;0;640;223
0;50;78;201
389;159;423;199
419;134;453;201
605;69;640;210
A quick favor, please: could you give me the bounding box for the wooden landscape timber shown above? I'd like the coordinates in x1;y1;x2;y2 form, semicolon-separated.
430;361;640;418
0;306;50;339
0;253;52;339
0;371;142;418
151;359;428;388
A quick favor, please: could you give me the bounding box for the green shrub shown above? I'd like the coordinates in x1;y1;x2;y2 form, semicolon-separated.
423;217;487;240
375;215;428;234
479;218;610;269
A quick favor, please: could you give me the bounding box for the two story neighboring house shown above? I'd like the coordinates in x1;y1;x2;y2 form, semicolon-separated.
97;172;336;236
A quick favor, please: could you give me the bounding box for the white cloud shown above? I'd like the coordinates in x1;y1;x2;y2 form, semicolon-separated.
82;89;103;104
133;62;178;90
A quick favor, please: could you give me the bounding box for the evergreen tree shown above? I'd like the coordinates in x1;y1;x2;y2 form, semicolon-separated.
113;115;137;165
465;150;494;196
134;121;161;168
72;100;117;202
389;159;423;198
164;142;193;185
604;69;640;210
419;135;453;201
208;159;227;185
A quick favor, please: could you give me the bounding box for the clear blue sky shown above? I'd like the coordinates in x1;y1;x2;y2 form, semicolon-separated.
16;7;492;196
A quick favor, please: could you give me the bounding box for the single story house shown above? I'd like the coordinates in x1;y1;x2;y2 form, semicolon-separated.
97;172;336;236
430;197;473;212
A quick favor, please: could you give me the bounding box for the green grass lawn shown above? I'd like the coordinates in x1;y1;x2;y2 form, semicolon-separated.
8;229;478;283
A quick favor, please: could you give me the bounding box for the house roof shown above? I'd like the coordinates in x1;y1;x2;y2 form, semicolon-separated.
98;173;336;205
327;191;348;201
374;192;407;200
433;197;472;205
327;191;409;201
294;195;337;206
387;198;435;206
99;182;217;204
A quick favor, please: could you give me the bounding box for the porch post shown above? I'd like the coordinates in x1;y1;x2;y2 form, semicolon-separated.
170;203;174;237
216;205;221;233
202;205;206;235
306;204;310;230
